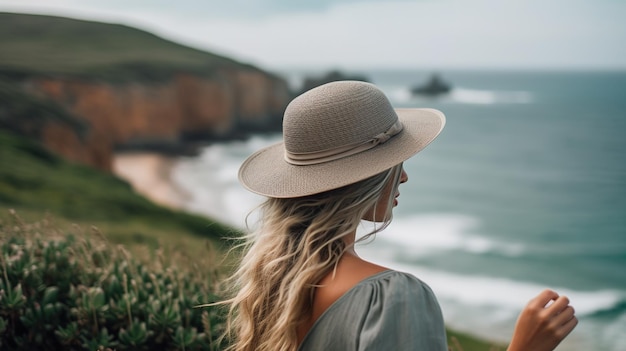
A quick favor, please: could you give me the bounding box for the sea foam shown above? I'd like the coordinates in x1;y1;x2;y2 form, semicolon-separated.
450;88;533;104
359;214;525;256
171;138;271;228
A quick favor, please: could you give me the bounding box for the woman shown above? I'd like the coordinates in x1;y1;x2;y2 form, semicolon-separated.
224;81;577;351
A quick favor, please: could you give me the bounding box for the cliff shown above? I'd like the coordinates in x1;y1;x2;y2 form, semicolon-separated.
19;68;289;169
0;12;291;171
0;82;111;169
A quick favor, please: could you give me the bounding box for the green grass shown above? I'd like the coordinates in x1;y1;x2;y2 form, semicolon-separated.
447;329;507;351
0;130;238;252
0;12;259;81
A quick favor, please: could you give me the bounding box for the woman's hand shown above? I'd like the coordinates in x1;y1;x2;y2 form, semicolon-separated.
507;289;578;351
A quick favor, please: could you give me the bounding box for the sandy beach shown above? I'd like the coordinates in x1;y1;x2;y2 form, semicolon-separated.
112;152;189;209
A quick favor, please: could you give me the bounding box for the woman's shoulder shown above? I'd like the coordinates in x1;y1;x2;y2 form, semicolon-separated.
316;255;432;306
338;263;441;319
350;269;435;299
322;267;437;316
299;260;446;350
336;254;431;293
359;269;424;285
300;269;444;349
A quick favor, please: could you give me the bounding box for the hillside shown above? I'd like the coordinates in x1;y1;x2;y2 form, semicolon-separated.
0;130;236;252
0;12;249;80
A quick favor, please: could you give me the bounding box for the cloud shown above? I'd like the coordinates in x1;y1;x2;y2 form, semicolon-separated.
152;0;626;69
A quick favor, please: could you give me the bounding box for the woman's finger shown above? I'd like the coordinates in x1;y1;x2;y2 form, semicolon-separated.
530;289;559;309
557;314;579;339
553;305;576;326
547;295;570;315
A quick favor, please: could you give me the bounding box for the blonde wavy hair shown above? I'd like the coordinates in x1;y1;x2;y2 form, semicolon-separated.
222;163;403;351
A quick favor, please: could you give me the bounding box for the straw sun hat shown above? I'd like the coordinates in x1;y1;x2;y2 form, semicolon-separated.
238;80;445;198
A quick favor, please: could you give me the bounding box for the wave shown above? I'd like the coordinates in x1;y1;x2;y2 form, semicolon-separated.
440;268;618;317
359;214;525;256
357;211;626;350
171;137;277;228
589;299;626;319
359;214;626;317
357;213;626;349
450;87;533;104
384;86;533;105
355;249;626;348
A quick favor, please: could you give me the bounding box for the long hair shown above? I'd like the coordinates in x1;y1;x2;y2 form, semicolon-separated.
223;164;404;351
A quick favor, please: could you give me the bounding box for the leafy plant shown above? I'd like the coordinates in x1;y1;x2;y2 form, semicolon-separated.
0;211;227;351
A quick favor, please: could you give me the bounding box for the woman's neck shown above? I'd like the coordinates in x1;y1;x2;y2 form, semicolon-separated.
342;231;358;256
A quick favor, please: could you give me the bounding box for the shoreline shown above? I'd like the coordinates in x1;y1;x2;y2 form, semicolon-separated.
112;152;190;209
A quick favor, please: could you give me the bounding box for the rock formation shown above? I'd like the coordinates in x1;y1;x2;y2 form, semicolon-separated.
0;13;291;171
5;68;289;171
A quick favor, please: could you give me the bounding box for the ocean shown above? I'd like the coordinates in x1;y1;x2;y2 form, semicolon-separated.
170;69;626;350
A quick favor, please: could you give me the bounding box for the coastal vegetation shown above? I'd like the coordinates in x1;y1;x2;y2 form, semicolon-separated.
0;211;227;350
0;129;237;350
0;131;235;249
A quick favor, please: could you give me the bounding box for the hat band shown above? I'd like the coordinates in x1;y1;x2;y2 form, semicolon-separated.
284;120;403;165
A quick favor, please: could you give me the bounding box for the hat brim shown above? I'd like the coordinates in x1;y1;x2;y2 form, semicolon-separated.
238;108;445;198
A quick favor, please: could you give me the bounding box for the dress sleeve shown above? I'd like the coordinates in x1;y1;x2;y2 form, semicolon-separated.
357;272;448;351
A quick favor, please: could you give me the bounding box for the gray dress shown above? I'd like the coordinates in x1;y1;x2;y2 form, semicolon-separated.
298;270;448;351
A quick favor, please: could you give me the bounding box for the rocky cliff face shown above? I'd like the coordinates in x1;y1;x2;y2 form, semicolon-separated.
0;12;293;172
17;68;290;170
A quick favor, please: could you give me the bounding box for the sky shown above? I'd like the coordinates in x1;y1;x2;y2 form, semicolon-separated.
1;0;625;71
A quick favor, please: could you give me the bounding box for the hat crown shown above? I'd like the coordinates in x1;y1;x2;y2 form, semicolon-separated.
283;81;399;154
